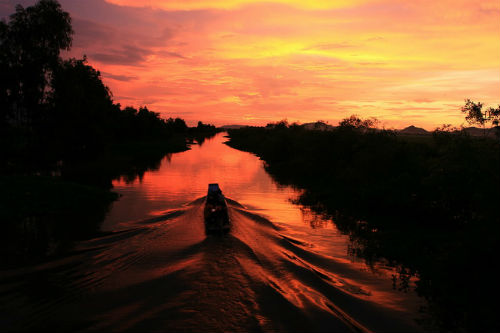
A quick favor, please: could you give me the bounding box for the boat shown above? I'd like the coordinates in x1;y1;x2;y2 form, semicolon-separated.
204;183;230;233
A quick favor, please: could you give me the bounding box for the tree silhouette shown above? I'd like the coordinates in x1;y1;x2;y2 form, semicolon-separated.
0;0;73;128
461;99;485;127
167;117;188;132
461;99;500;136
1;0;213;164
338;115;378;130
48;56;116;151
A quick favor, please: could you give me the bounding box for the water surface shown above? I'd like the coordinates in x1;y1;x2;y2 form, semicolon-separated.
104;133;351;260
0;133;424;332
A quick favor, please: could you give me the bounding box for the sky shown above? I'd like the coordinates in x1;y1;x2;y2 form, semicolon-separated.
1;0;499;129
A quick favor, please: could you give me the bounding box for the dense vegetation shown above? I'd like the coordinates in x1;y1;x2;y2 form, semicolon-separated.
0;0;218;267
226;121;499;332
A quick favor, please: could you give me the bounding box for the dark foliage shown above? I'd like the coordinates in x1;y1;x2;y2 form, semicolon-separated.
0;1;197;170
226;123;500;333
0;175;117;267
461;99;500;139
0;0;219;266
0;0;72;128
189;121;219;145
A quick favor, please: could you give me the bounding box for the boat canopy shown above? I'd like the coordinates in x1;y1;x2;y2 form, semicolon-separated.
208;183;221;194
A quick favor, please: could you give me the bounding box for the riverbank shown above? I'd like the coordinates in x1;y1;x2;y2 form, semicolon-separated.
226;125;500;332
0;130;218;269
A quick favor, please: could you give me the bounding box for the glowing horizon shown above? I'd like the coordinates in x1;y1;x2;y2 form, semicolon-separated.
2;0;499;129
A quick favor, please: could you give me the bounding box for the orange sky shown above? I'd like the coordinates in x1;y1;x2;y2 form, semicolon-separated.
2;0;499;129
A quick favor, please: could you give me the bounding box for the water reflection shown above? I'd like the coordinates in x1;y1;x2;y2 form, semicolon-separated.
1;132;425;332
106;134;331;230
104;133;365;263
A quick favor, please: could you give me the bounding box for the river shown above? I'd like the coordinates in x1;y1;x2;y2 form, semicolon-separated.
0;133;424;332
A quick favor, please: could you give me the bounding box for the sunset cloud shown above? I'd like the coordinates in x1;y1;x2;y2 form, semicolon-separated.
1;0;499;128
105;0;374;11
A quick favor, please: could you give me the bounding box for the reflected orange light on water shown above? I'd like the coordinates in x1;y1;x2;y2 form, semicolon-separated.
102;133;424;323
104;133;358;265
107;133;305;228
0;133;425;332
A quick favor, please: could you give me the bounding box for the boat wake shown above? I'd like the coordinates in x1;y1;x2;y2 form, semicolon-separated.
0;198;423;332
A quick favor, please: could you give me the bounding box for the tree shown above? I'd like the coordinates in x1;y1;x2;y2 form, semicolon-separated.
338;115;378;130
47;57;116;151
51;57;114;115
196;121;215;132
461;99;500;136
461;99;484;127
173;118;187;131
0;0;73;127
483;104;500;129
266;119;289;129
168;118;187;132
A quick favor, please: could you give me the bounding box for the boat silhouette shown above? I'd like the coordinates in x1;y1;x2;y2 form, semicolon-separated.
204;183;230;234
